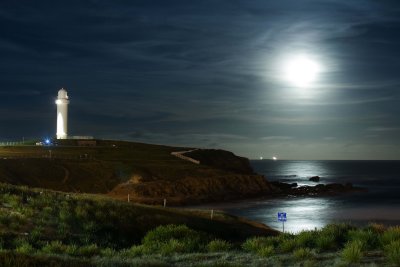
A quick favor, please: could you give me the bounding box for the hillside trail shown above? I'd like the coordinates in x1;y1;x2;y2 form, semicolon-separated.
61;166;70;184
170;149;200;164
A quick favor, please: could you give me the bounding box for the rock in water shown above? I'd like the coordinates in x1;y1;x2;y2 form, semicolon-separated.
309;176;320;182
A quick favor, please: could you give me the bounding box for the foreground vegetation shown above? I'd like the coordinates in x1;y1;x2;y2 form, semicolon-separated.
1;182;399;266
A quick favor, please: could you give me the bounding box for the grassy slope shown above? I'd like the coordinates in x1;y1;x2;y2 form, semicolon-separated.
0;182;276;246
1;182;398;266
0;141;273;204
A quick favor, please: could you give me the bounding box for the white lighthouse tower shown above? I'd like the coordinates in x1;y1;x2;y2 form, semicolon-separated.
55;88;69;139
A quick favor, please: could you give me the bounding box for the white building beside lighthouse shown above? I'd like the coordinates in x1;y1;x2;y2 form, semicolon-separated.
55;88;69;139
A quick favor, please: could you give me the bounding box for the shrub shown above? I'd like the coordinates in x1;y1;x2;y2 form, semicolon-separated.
242;237;273;253
293;247;314;261
385;240;400;266
348;229;379;250
381;226;400;246
118;246;144;258
159;239;187;255
100;247;117;257
321;223;353;245
28;226;43;245
206;239;232;252
75;205;88;219
65;244;78;256
129;245;145;257
41;240;67;254
295;230;316;248
257;245;274;258
315;234;336;251
76;244;100;257
367;223;386;234
142;224;207;254
341;240;363;264
279;238;297;253
15;242;35;254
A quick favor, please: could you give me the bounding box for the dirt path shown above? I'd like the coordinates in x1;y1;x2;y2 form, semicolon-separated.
61;166;70;184
171;149;200;164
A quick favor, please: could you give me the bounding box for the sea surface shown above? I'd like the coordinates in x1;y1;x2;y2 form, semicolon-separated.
193;160;400;233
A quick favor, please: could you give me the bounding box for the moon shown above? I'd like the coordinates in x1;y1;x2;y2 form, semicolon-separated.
272;156;277;161
283;55;320;87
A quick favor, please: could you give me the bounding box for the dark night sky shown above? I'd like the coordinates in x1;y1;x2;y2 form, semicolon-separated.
1;0;400;159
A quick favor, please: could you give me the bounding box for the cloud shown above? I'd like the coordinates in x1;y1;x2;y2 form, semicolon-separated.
367;127;400;132
260;136;293;141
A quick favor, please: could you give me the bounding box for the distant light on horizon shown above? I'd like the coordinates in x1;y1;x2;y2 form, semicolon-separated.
273;156;278;161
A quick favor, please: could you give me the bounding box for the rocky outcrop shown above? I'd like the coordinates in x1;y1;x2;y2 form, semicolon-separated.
309;176;320;182
184;149;254;174
108;174;275;205
271;181;366;196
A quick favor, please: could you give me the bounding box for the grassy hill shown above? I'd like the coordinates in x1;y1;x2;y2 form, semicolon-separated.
1;183;399;267
0;140;274;204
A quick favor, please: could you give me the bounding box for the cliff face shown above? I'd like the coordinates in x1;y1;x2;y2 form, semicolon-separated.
184;149;254;174
108;173;274;205
109;148;275;205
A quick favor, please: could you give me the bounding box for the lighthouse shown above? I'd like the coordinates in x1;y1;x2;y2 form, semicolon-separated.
55;88;69;139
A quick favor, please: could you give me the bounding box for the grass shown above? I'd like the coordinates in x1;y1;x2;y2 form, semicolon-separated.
0;140;250;193
292;247;314;261
341;240;364;264
0;182;398;266
206;240;233;252
385;240;400;266
0;140;268;207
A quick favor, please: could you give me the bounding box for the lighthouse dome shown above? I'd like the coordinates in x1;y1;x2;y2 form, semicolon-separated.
58;88;68;99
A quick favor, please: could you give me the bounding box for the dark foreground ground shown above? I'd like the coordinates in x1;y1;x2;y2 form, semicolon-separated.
0;182;399;267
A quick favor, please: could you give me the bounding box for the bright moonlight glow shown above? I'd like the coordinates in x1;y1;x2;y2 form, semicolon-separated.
284;55;320;87
272;156;277;161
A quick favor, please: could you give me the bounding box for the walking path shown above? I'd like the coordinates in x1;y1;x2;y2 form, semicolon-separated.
170;149;200;164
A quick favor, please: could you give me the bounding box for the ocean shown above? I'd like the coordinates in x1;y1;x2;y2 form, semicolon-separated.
195;160;400;233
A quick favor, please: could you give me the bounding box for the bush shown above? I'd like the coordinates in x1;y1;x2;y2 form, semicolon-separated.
15;242;35;254
381;226;400;246
142;225;207;254
242;237;274;253
118;245;145;258
385;240;400;266
295;230;316;249
76;244;100;257
41;240;67;254
315;234;336;251
341;240;363;264
348;229;379;250
279;238;297;253
159;239;187;255
320;223;353;248
65;244;78;256
100;247;117;257
367;223;386;234
206;239;232;252
293;247;314;261
257;245;274;258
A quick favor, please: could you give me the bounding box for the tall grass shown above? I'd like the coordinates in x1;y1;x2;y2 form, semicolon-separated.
347;228;379;250
141;224;208;254
206;239;232;252
385;240;400;266
293;247;314;261
341;240;363;264
380;226;400;246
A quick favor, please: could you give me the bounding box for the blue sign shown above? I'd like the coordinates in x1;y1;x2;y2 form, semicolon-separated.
278;212;287;222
